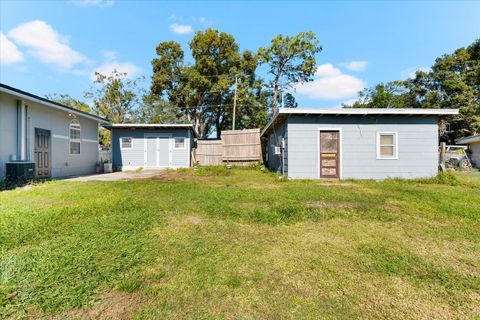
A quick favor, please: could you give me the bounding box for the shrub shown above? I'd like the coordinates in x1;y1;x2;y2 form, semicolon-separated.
414;172;460;186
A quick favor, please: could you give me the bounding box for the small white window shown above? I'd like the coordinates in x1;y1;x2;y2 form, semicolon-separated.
70;119;81;155
121;137;133;149
174;137;186;149
377;132;398;159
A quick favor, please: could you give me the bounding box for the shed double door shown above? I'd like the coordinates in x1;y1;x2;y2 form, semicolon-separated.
35;128;51;178
319;130;340;178
144;135;171;167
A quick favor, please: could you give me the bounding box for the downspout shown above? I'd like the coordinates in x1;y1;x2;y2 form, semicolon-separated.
281;144;284;176
16;100;26;160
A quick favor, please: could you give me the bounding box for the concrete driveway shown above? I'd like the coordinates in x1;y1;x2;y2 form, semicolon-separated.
64;169;164;181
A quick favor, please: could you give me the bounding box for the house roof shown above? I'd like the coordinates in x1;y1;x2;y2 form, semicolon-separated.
0;83;109;124
456;135;480;145
104;123;199;138
261;108;459;137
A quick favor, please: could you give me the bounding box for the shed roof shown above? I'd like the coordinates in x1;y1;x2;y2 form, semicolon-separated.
0;83;109;123
261;108;459;136
104;123;199;138
456;135;480;145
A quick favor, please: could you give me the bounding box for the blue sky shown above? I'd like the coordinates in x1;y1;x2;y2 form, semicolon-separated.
1;0;479;108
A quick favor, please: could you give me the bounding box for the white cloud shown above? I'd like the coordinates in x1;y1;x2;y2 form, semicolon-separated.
169;23;193;35
295;64;366;100
71;0;115;7
8;20;87;71
400;66;430;79
0;32;24;65
91;51;141;79
339;60;368;72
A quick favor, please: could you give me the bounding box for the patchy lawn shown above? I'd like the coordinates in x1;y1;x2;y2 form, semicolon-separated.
0;168;479;319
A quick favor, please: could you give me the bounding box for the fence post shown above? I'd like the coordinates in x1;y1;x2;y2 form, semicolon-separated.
439;142;446;171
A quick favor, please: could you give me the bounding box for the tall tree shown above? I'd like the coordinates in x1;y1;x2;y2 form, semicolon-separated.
150;29;269;138
258;31;322;113
135;93;183;124
283;93;298;108
85;70;144;123
85;70;144;147
45;93;91;113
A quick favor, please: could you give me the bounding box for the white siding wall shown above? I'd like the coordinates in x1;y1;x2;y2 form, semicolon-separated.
0;91;100;180
287;115;439;179
0;95;18;180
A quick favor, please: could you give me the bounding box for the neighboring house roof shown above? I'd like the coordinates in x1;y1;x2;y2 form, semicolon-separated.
261;108;459;136
0;83;109;124
104;123;199;138
456;135;480;145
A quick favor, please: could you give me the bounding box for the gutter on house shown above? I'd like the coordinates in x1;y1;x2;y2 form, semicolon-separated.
0;83;109;124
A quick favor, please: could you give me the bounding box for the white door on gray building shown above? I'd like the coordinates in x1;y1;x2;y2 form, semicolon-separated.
145;136;157;167
158;137;170;167
144;134;172;167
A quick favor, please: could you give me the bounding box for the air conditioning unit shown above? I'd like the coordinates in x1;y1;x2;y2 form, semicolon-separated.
274;146;281;155
6;161;35;184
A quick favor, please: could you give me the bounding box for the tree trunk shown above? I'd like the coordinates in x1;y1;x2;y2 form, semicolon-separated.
272;81;279;114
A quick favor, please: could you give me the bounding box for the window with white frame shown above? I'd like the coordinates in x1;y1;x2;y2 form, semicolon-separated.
69;119;81;155
121;137;133;149
174;137;186;149
377;132;398;159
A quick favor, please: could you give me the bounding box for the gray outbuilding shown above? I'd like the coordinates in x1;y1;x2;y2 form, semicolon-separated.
107;124;197;170
0;83;108;181
262;108;459;180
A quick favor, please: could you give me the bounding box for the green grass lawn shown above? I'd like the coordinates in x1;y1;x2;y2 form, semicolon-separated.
1;168;479;319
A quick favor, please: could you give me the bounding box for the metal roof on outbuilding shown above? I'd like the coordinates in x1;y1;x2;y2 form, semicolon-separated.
261;108;459;137
104;123;199;138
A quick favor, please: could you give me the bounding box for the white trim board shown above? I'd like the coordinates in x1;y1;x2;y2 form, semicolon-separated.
82;138;98;143
53;134;69;140
376;132;399;160
120;137;133;150
317;127;343;179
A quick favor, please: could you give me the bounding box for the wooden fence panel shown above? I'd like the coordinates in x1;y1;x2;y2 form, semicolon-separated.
195;140;223;165
195;129;261;166
222;129;261;162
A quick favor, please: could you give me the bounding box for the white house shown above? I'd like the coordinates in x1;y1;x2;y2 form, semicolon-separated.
0;83;108;181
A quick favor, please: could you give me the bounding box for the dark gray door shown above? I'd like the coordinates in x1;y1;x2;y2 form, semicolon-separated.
35;128;51;178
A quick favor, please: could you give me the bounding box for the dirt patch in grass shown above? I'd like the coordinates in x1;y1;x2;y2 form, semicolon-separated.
51;291;149;320
166;214;206;227
185;215;203;225
151;170;194;182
